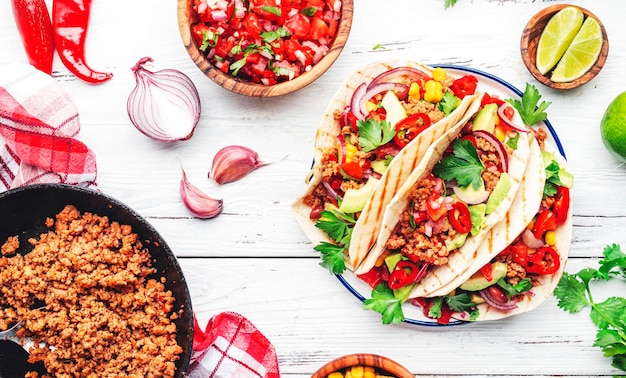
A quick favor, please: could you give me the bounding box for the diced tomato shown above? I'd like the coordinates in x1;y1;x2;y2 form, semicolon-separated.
481;93;504;107
480;263;493;282
340;161;363;180
242;13;262;37
357;267;383;289
284;13;311;38
450;75;478;99
310;16;329;40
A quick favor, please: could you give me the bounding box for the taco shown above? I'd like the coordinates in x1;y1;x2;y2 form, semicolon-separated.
414;131;573;323
356;93;533;321
291;60;482;272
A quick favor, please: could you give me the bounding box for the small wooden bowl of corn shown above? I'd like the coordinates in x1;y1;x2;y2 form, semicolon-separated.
311;353;412;378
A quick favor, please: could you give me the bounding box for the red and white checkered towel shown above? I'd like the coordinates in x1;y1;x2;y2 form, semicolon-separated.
189;312;280;378
0;63;97;191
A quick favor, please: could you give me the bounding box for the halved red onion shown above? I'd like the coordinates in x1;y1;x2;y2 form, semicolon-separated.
358;82;408;120
350;82;368;120
497;103;529;133
128;57;201;142
368;67;431;98
522;229;545;249
472;130;509;173
479;288;518;311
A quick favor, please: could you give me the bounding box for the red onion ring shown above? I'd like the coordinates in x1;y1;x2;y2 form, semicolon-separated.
522;229;545;249
350;82;368;120
472;130;509;173
414;263;430;283
358;82;407;119
479;288;518;311
337;134;347;164
497;103;529;133
322;181;340;201
368;67;431;97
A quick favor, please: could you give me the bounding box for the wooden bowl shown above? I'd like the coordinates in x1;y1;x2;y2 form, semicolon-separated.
520;4;609;90
177;0;353;97
311;353;413;378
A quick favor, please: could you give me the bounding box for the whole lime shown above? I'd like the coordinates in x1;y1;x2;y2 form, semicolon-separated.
600;91;626;162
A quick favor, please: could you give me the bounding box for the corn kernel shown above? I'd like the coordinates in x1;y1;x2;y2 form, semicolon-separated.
545;230;557;246
345;143;357;163
327;373;344;378
366;101;378;113
345;372;352;378
424;80;443;103
350;366;364;378
408;82;421;100
432;67;447;82
363;366;376;378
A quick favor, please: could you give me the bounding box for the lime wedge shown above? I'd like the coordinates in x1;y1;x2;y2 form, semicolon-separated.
551;16;603;83
535;6;584;75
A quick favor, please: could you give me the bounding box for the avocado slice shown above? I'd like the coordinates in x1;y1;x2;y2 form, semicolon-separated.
393;282;416;301
542;150;573;188
339;177;380;214
471;103;498;134
459;262;508;292
453;180;489;204
384;253;403;273
468;203;487;236
371;159;389;175
485;173;511;214
445;232;468;251
381;90;407;127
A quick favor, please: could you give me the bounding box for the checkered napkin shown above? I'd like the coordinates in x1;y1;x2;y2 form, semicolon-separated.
189;312;281;378
0;62;97;191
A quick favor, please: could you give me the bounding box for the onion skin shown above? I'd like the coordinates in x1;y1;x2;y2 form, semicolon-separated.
127;57;201;142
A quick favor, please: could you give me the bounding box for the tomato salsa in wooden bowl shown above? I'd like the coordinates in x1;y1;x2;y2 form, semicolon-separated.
177;0;353;97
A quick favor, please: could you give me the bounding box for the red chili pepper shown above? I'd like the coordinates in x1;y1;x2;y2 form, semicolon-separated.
532;209;557;240
357;267;383;289
52;0;113;84
511;243;528;267
481;92;504;107
393;113;431;148
526;246;560;275
388;260;419;290
448;202;472;234
11;0;54;74
480;263;493;282
552;186;570;226
450;75;478;99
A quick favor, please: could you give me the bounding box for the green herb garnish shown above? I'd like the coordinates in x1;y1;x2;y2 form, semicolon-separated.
363;284;405;324
314;208;355;247
554;244;626;372
438;91;461;116
301;6;317;16
314;242;347;274
261;27;290;43
260;6;281;16
444;0;458;9
357;118;396;153
505;83;551;126
432;138;485;189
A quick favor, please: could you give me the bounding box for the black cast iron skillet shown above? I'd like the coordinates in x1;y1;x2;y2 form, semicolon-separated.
0;184;193;377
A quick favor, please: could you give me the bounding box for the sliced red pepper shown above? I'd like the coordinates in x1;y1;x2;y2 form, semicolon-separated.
552;186;570;226
481;93;504;107
340;161;363;180
526;246;560;275
357;266;382;289
511;243;528;267
393;113;431;148
480;263;493;282
52;0;113;84
448;202;472;234
388;260;419;290
532;209;557;240
450;75;478;99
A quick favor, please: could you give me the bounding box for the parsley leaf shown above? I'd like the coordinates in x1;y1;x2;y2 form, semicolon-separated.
438;91;461;116
261;27;290;43
497;277;532;298
554;244;626;373
314;242;347;274
505;83;551;126
432;138;485;189
444;0;458;9
363;284;405;324
260;6;281;16
543;158;564;198
357;118;396;153
314;208;355;247
506;132;519;150
301;6;317;16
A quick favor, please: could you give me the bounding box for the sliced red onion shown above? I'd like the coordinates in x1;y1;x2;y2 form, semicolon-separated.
180;168;223;219
479;289;518;311
128;57;201;142
337;134;347;164
350;82;368;120
424;221;433;237
472;130;509;173
414;263;430;283
359;83;408;115
522;229;545;249
211;10;228;21
322;181;340;201
339;106;351;128
497;103;529;133
368;67;431;98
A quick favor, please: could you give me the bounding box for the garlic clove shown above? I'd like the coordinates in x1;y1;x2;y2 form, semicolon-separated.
209;145;268;185
180;168;223;219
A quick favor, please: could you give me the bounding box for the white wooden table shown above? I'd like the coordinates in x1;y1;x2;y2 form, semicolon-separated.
1;0;625;376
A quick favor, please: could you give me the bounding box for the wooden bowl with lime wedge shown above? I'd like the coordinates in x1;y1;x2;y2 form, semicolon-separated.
520;4;608;90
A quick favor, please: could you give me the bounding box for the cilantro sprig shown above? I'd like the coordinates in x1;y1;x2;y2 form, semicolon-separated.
313;208;356;274
506;83;552;126
363;284;405;324
438;91;461;116
432;138;485;189
444;0;458;9
554;244;626;372
357;118;395;153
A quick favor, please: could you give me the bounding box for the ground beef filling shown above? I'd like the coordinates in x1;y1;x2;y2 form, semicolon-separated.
385;177;457;266
0;205;183;378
